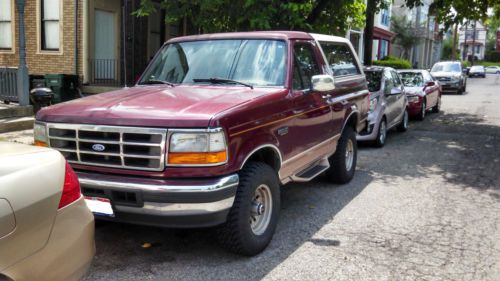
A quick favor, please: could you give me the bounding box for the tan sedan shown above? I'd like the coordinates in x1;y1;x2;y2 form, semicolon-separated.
0;142;95;281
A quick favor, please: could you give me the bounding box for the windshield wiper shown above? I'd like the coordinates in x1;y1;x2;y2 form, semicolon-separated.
139;79;175;87
193;78;254;89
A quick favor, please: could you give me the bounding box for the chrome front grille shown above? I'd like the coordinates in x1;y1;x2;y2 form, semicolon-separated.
437;77;451;81
46;123;167;171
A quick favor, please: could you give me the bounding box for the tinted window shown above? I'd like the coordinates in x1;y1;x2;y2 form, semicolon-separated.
293;43;321;90
422;71;434;82
399;72;425;87
431;62;461;73
319;42;361;77
140;39;287;86
365;71;383;92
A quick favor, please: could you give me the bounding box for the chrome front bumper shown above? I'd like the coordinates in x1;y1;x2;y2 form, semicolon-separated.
77;172;239;228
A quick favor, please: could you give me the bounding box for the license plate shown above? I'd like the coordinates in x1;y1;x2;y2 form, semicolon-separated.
84;196;114;217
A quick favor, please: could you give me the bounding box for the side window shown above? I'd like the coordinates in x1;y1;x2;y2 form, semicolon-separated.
292;43;321;91
384;71;394;93
319;42;361;77
391;71;402;87
422;71;433;82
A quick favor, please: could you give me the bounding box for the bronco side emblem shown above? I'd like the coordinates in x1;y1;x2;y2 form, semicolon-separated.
92;144;106;152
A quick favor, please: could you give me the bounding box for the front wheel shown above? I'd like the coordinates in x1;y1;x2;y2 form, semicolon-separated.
217;162;280;256
397;109;409;132
325;126;357;184
432;96;441;113
416;100;426;121
373;119;387;148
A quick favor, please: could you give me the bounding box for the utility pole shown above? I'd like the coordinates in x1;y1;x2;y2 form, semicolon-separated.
15;0;29;106
452;23;458;60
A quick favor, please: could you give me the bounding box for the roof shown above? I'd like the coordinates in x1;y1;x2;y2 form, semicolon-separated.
397;69;426;73
310;33;351;44
166;31;314;43
364;66;388;72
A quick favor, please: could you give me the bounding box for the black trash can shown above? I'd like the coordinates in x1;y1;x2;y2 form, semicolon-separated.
44;74;80;104
30;87;53;113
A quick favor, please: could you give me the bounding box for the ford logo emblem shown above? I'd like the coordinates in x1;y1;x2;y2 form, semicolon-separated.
92;144;106;152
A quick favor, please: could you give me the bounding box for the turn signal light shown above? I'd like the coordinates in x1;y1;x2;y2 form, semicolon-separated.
58;162;81;209
168;151;227;165
34;140;48;147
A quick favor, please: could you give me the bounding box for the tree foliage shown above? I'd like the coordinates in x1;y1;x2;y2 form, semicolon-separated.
390;15;420;60
429;0;500;30
134;0;366;36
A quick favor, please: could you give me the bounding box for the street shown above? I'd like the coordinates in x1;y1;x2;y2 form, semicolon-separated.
81;75;500;281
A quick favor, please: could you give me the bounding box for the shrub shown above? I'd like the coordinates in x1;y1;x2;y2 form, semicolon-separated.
487;51;500;62
371;58;412;69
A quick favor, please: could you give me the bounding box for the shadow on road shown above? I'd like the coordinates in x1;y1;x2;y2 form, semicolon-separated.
359;111;500;195
84;170;373;280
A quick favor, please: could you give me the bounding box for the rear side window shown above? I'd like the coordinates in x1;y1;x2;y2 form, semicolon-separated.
391;71;402;87
292;42;321;90
319;42;361;77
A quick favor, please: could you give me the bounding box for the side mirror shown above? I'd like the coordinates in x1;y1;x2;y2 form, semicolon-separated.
426;81;435;87
311;75;335;92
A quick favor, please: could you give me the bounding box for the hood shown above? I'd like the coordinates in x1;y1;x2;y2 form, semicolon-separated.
404;86;425;96
37;85;281;128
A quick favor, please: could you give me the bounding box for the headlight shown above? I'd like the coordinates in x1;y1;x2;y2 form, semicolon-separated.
452;74;461;81
369;96;379;112
167;129;227;165
34;122;48;147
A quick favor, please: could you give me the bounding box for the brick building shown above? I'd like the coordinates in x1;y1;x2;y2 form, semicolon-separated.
0;0;189;94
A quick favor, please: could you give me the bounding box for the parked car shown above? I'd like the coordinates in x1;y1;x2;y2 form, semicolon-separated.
485;66;500;74
0;142;94;281
468;65;486;78
398;69;441;120
358;67;408;147
34;31;369;256
430;61;467;95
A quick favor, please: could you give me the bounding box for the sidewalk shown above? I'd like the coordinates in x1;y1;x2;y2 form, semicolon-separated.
0;129;34;145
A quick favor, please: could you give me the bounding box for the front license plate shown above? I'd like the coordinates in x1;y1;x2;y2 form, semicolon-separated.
84;196;114;217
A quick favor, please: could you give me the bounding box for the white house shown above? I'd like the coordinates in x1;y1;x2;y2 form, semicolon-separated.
459;21;487;61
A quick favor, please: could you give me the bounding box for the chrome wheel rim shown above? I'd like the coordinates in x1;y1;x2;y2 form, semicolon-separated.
379;121;387;144
345;139;354;171
250;184;272;235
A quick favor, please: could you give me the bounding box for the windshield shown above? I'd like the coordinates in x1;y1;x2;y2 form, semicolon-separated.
139;39;287;87
399;72;425;87
365;71;383;92
431;62;461;73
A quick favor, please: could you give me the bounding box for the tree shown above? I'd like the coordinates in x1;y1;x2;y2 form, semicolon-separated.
134;0;366;36
390;15;420;59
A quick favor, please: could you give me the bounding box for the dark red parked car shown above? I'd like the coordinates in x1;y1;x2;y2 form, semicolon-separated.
398;70;441;120
34;31;369;255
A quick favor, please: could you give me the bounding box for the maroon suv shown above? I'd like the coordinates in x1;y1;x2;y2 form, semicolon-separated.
34;31;369;255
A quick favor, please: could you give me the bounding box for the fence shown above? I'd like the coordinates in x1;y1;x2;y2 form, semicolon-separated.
0;67;18;102
88;59;122;87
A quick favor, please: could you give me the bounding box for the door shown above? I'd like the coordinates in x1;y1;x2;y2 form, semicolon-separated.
94;9;117;80
383;70;398;125
423;70;438;107
390;70;406;123
289;41;334;157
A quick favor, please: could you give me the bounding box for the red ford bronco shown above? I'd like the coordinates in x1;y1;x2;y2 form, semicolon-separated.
34;31;369;255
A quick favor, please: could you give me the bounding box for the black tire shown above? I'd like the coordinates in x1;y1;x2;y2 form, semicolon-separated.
416;100;426;121
432;96;441;113
217;162;280;256
325;126;357;184
462;82;466;93
397;109;409;132
373;118;387;148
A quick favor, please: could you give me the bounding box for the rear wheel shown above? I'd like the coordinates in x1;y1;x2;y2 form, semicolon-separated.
325;126;357;184
217;162;280;256
432;96;441;113
416;100;426;121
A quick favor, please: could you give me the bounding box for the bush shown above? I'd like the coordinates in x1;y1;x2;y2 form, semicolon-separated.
487;51;500;62
372;58;412;69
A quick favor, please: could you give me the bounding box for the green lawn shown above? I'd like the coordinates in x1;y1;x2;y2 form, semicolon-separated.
477;61;500;67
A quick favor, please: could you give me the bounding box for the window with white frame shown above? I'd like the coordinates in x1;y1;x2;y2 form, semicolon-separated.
41;0;60;51
0;0;13;50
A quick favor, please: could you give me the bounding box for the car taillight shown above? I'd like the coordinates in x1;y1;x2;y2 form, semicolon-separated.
58;162;81;209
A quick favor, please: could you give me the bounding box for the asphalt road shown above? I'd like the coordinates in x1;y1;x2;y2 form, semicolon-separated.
83;74;500;281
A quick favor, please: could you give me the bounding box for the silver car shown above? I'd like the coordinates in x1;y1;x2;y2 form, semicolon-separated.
357;67;409;147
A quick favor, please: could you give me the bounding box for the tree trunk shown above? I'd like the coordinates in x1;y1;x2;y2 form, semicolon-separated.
363;0;376;65
452;23;458;60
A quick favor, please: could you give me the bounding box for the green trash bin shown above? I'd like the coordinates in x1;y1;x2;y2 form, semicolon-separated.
44;74;80;104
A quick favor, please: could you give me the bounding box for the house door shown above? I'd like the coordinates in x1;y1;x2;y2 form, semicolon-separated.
94;9;117;81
